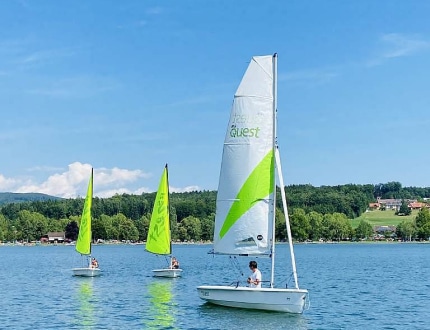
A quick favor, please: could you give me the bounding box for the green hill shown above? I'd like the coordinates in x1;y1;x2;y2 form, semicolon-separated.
0;192;62;206
351;209;418;228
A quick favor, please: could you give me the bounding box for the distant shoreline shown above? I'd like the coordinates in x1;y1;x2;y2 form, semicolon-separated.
1;240;429;247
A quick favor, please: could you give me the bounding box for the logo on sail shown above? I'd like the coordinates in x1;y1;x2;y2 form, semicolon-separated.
229;112;265;139
148;193;167;243
230;125;260;138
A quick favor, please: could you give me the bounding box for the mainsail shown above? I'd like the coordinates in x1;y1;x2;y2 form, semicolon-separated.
75;168;93;255
213;55;275;255
146;165;171;255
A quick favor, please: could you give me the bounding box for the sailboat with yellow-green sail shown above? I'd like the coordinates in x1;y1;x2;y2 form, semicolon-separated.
72;168;101;277
146;164;182;278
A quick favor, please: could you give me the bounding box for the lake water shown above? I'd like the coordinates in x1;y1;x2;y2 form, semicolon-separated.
1;243;429;329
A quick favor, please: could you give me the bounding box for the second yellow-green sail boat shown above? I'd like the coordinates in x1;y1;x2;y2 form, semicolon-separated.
72;168;101;277
146;164;182;278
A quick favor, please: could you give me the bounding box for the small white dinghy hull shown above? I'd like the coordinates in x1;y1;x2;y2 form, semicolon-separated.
152;268;182;278
72;267;101;277
197;285;308;314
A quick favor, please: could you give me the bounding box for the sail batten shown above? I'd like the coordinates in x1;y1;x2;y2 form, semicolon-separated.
146;165;171;255
234;95;272;99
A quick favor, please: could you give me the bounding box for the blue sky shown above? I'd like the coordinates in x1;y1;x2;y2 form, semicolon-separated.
1;0;430;198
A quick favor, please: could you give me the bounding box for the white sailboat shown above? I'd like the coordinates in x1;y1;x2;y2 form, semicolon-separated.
146;164;182;278
197;54;308;313
72;168;101;277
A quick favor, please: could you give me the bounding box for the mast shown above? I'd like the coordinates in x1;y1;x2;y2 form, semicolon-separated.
270;53;277;288
166;163;172;256
90;167;93;255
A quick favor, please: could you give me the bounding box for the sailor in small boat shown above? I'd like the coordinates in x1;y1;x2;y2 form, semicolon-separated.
171;257;180;269
90;257;99;269
247;260;262;288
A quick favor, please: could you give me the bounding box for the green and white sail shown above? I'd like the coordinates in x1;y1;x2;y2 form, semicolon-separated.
213;55;275;255
76;168;93;255
146;165;171;255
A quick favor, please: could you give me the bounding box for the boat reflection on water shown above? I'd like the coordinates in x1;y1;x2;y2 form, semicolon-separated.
76;280;95;328
145;280;177;329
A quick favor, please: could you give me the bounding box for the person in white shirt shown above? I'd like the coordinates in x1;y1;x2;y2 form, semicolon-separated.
247;260;262;288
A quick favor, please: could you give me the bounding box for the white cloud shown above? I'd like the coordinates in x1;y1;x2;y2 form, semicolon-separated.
170;185;200;193
381;33;430;58
280;33;430;82
5;162;149;198
26;165;65;173
95;166;150;187
134;187;153;195
0;163;202;198
15;162;93;198
0;175;20;191
366;33;430;67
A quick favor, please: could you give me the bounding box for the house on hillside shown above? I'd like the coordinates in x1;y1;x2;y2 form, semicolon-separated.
376;197;418;211
408;202;426;209
368;202;380;210
376;198;403;210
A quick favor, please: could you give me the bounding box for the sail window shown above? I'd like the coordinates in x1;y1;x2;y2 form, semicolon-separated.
235;237;257;248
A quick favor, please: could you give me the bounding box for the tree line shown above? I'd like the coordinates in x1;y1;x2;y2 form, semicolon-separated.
0;182;429;243
396;207;430;241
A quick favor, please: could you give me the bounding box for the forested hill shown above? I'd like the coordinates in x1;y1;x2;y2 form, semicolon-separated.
1;181;430;220
0;192;62;206
286;182;430;218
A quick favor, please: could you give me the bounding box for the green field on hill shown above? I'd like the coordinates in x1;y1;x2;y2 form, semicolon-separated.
350;209;418;228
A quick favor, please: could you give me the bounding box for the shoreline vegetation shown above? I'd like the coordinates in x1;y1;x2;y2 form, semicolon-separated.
2;237;430;247
1;182;430;244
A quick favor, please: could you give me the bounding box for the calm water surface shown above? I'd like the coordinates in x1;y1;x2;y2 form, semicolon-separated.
1;243;429;329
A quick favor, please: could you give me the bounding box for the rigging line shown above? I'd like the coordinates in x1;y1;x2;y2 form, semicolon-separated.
230;256;246;287
229;256;244;277
164;255;171;268
286;272;294;288
276;271;294;289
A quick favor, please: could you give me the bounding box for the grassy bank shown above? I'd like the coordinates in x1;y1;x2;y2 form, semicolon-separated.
351;209;418;228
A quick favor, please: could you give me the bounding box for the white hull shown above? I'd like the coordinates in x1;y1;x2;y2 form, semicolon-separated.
152;268;182;278
197;285;308;313
72;267;101;277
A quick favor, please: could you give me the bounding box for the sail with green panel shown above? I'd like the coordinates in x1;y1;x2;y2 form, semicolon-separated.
213;55;275;255
75;168;93;255
146;165;171;255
